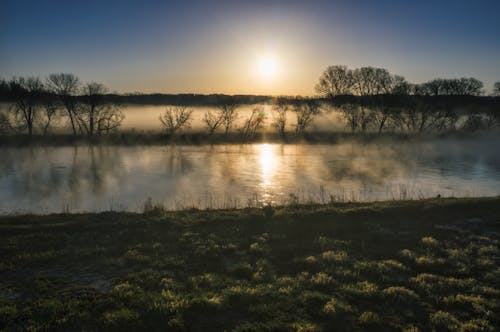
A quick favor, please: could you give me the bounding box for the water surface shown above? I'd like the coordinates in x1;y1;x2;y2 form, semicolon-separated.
1;138;499;213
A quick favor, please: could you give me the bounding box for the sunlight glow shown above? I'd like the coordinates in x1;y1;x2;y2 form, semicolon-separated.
257;55;279;78
257;143;279;203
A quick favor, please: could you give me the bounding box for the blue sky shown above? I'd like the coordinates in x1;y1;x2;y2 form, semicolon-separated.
1;0;499;94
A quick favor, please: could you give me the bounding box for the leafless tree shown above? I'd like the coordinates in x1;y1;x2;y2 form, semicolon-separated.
203;109;224;135
373;74;411;132
96;105;125;134
78;82;124;136
218;100;239;135
493;82;500;96
0;112;13;135
461;114;486;132
315;65;353;101
294;100;321;134
391;76;413;95
484;109;500;129
46;73;81;135
241;106;266;139
159;106;194;135
9;77;44;136
399;102;447;133
39;92;59;135
340;104;360;132
417;78;483;96
272;97;289;138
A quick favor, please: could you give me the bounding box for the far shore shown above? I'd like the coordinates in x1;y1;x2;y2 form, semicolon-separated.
1;130;497;147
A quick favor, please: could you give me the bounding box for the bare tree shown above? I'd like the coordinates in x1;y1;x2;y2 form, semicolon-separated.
493;82;500;96
9;77;44;136
294;100;321;134
218;100;239;135
416;78;483;96
39;91;59;135
0;112;13;135
340;104;360;132
203;109;224;135
418;79;444;96
315;65;353;101
46;73;80;135
241;106;266;139
96;105;125;134
159;106;194;135
78;82;124;136
484;109;500;129
391;76;412;95
272;97;289;138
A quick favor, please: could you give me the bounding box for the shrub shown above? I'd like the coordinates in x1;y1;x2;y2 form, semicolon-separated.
355;259;407;275
400;249;417;261
442;294;490;314
323;297;353;316
429;311;460;331
382;286;419;304
102;308;140;327
289;321;322;332
310;272;334;286
421;236;439;247
459;319;495;332
410;274;475;295
415;255;445;266
320;250;348;263
358;311;382;326
343;280;379;297
161;289;190;313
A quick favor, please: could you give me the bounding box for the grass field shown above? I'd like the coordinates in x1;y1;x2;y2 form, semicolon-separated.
1;197;499;331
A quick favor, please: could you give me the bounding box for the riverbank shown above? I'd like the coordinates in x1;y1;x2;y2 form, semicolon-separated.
1;197;499;331
1;130;497;147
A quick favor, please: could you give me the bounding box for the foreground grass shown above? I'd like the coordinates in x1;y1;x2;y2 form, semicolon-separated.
0;198;499;331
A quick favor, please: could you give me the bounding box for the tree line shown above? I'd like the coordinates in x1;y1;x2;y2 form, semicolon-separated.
314;65;500;133
0;68;499;138
0;74;124;136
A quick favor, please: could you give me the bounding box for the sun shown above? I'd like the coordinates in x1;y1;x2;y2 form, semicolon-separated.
257;55;278;78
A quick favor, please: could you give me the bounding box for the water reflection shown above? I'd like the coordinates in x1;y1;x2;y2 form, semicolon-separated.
258;144;280;202
1;138;500;213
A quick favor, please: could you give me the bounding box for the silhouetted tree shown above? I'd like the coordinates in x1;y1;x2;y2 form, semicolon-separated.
416;78;483;96
315;65;353;101
0;79;10;100
217;99;239;135
9;77;44;136
461;114;486;132
203;109;224;135
391;76;413;95
46;73;81;134
368;70;408;132
78;82;124;136
484;109;500;129
340;104;360;132
493;82;500;96
241;106;265;139
159;106;193;135
40;91;59;135
272;97;289;138
294;100;321;134
0;112;13;134
419;79;444;96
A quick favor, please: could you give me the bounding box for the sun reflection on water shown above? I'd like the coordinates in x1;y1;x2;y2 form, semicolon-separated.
257;143;280;203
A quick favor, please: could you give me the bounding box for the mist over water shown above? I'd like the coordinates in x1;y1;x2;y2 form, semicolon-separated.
1;136;499;214
0;103;347;134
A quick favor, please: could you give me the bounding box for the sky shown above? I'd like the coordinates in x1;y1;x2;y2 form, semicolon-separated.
1;0;499;95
